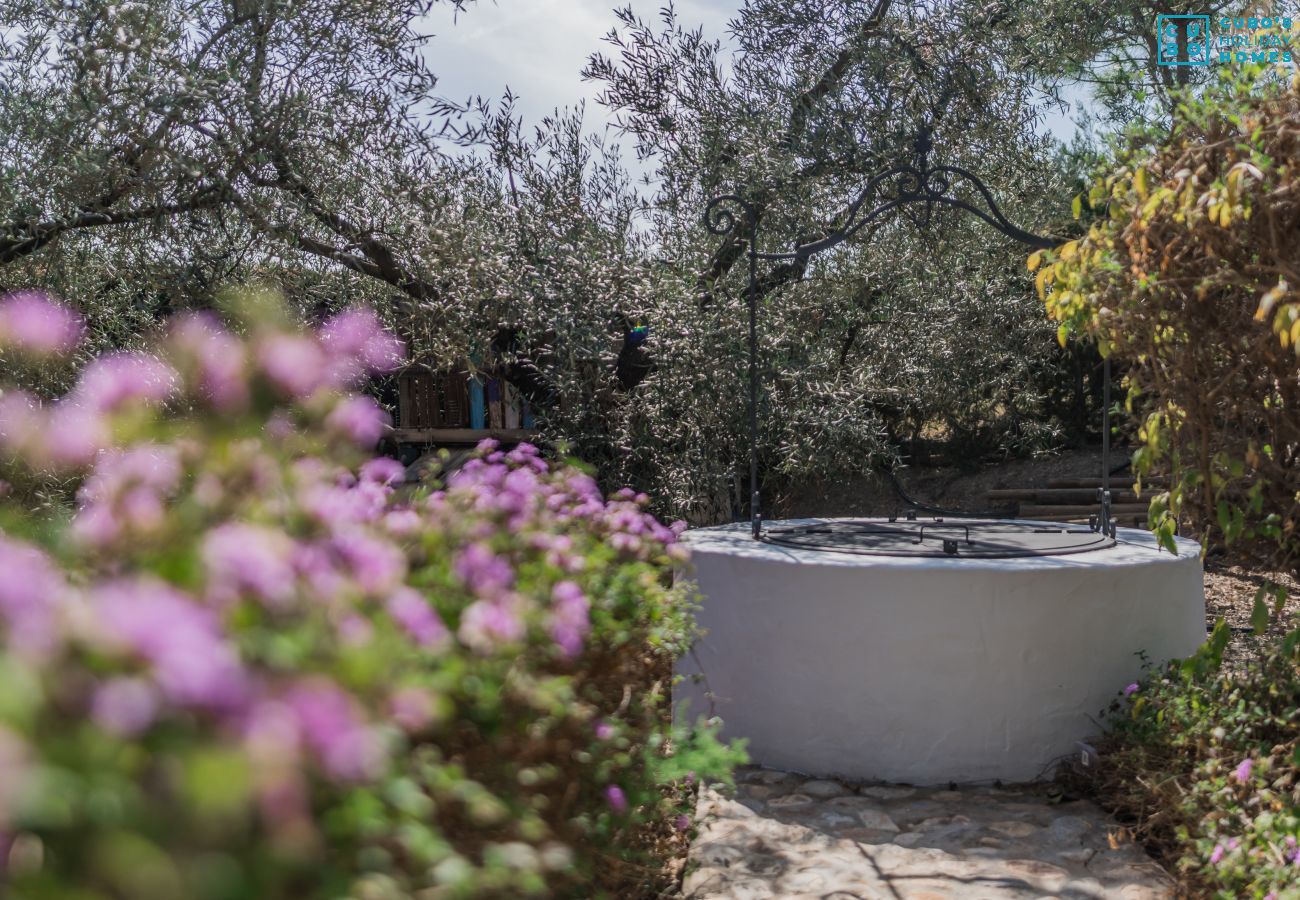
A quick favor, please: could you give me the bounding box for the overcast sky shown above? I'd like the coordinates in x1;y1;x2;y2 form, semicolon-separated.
423;0;1085;153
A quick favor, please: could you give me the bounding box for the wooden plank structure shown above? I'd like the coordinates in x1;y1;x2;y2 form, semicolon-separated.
394;361;536;446
985;475;1167;527
396;363;438;429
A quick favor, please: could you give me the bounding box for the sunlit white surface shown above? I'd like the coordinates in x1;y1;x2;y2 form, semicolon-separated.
675;519;1205;784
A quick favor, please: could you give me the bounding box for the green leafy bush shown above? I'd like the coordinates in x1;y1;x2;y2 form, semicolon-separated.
0;291;741;899
1084;625;1300;898
1039;57;1300;900
1035;63;1300;585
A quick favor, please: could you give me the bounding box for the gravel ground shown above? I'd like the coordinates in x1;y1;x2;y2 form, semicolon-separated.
1203;558;1300;673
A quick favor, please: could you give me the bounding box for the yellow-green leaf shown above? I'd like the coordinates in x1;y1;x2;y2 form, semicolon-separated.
1035;266;1053;299
1251;587;1270;635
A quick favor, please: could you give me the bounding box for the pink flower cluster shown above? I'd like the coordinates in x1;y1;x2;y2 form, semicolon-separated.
73;444;182;547
0;291;83;357
0;294;693;853
258;307;403;403
0;299;422;806
431;440;687;657
0;296;403;475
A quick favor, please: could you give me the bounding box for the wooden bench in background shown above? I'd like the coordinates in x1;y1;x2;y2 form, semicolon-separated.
985;476;1168;527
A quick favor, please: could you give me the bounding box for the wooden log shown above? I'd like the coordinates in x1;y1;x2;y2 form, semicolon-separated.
439;370;470;428
1027;514;1151;526
987;488;1143;503
397;364;437;429
1019;503;1150;518
1045;477;1168;489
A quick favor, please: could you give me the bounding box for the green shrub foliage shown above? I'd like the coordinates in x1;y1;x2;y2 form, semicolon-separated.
0;291;741;899
1039;65;1300;587
1043;58;1300;900
1092;627;1300;898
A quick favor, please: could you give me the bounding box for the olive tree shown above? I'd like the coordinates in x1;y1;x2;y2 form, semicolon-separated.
565;0;1086;516
0;0;476;320
0;0;1179;522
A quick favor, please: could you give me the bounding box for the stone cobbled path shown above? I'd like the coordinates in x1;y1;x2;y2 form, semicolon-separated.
683;767;1174;899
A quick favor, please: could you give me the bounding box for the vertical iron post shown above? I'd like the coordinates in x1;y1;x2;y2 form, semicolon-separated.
748;217;762;539
1099;354;1113;537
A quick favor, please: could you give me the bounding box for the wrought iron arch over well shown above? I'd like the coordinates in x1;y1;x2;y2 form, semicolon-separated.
704;129;1117;551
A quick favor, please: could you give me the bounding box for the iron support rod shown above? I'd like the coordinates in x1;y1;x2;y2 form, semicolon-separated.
748;227;761;539
1102;355;1111;493
1100;354;1112;536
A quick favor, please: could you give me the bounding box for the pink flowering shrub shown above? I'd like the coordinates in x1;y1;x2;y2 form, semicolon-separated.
1080;628;1300;897
0;292;740;898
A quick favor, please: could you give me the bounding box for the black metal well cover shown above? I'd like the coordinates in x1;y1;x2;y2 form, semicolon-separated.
760;518;1117;558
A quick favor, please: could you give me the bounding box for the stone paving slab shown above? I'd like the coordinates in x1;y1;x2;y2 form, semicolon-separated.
683;767;1174;899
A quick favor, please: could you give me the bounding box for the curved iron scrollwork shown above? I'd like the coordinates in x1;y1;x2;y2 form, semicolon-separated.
703;194;758;239
752;132;1061;262
705;129;1116;542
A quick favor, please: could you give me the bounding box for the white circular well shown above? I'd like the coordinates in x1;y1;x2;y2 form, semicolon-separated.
674;518;1205;785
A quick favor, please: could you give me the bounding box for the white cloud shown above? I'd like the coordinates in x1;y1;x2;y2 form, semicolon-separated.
423;0;736;131
422;0;1087;154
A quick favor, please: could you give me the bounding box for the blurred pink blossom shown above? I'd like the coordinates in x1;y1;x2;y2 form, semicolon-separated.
359;456;405;485
0;391;43;459
386;587;449;649
91;677;159;736
389;686;437;732
73;445;182;546
382;508;422;536
44;403;109;468
203;523;299;608
292;543;348;604
0;291;83;356
333;531;406;596
258;334;328;398
284;680;385;782
319;308;405;379
81;444;181;499
458;597;525;653
1233;758;1253;782
93;578;248;712
169;313;249;411
605;785;627;814
336;613;373;646
74;352;178;412
300;480;388;530
0;534;66;659
453;543;513;597
549;580;589;658
326;395;389;448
